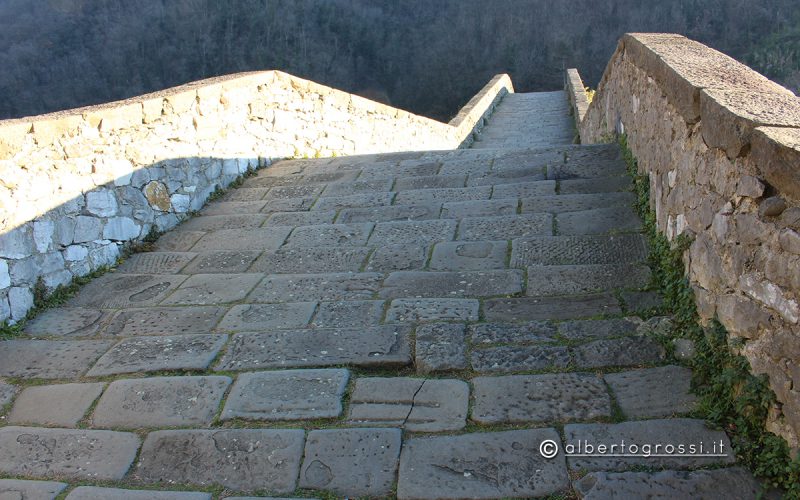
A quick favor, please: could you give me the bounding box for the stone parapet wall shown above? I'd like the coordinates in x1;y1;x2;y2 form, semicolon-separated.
564;68;590;126
0;70;512;323
575;33;800;448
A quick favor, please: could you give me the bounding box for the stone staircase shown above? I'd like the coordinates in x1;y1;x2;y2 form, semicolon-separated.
0;92;765;499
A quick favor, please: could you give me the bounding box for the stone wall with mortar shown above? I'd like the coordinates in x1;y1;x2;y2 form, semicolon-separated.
575;33;800;449
565;68;590;126
0;71;513;323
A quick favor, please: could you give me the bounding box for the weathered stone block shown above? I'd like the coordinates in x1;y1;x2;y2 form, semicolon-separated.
0;426;140;480
299;428;402;497
348;377;468;431
222;369;349;421
136;429;304;492
0;479;67;500
92;376;231;428
472;373;611;424
87;334;228;376
397;429;568;499
217;325;411;370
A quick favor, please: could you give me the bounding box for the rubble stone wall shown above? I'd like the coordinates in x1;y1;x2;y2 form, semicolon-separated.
0;70;512;323
576;33;800;448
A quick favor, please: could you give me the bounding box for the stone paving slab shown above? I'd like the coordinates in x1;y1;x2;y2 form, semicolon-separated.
559;176;632;194
380;270;523;298
484;294;621;321
311;300;385;328
606;365;698;418
557;206;642;235
0;379;16;406
429;240;508;270
261;197;316;212
222;369;349;421
181;251;261;274
0;340;114;379
548;160;627;180
23;307;111;337
92;376;231;428
397;429;569;499
0;426;140;480
471;345;571;372
299;428;402;497
564;418;735;471
284;222;373;247
8;382;104;427
189;227;292;252
224;498;317;500
178;214;267;232
458;213;552;240
313;192;394;211
161;273;263;305
573;467;765;500
386;298;479;322
510;234;649;266
337;203;441;223
117;252;196;274
266;210;337;226
135;429;305;492
557;317;641;341
621;289;665;312
368;219;457;246
321;178;394;197
103;306;226;336
249;247;370;274
201;200;267;215
395;174;466;190
153;231;206;252
348;377;469;431
366;244;428;271
415;323;468;373
65;487;211;500
394;186;491;205
217;303;316;331
86;334;228;376
472;373;611;424
466;167;548;187
0;479;67;500
438;158;492;176
526;264;652;296
359;161;439;180
469;321;558;344
219;187;270;201
263;184;324;200
217;325;411;370
440;199;517;219
67;274;188;308
571;336;666;368
522;192;635;214
491;180;556;198
247;273;382;302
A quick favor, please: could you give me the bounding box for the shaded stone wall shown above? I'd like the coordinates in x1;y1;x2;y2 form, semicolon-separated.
0;71;512;323
575;33;800;448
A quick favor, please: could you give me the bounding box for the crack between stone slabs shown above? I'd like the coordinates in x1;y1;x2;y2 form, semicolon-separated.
402;378;428;429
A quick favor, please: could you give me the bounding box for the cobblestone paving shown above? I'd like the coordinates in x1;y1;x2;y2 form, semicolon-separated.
0;92;760;498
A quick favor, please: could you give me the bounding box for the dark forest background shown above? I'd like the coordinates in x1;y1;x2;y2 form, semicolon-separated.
1;0;799;121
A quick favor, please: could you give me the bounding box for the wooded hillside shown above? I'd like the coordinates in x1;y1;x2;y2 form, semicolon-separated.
1;0;797;120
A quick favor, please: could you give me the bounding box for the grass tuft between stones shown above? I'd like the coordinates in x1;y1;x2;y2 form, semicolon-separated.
619;133;800;496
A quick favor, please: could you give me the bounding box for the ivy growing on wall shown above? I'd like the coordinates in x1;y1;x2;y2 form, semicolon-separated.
619;134;800;496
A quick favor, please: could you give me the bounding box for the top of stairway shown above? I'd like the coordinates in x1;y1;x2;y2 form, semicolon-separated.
472;90;575;149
